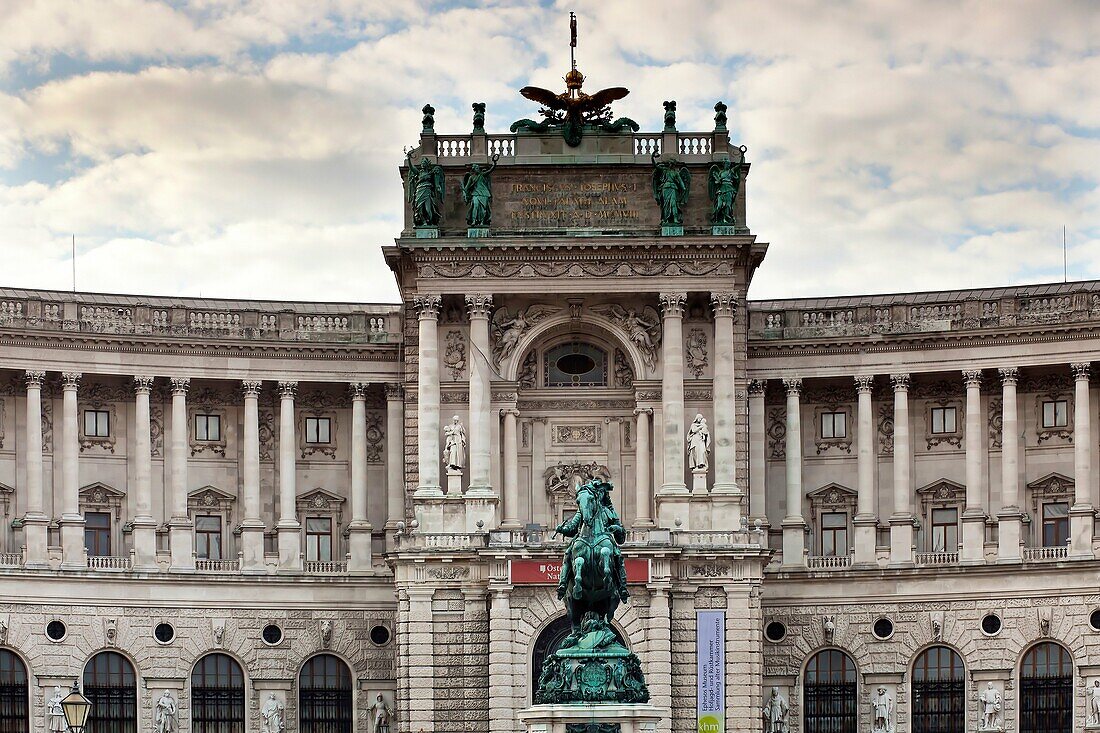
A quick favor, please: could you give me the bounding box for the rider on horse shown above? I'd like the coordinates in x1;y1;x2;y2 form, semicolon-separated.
555;479;629;607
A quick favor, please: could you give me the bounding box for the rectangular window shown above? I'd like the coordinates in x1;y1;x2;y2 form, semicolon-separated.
820;512;848;557
194;414;221;442
1042;400;1068;429
930;406;957;434
195;515;222;560
305;517;332;562
820;412;847;439
305;417;331;444
1042;502;1070;547
83;409;110;438
84;511;111;557
930;507;959;553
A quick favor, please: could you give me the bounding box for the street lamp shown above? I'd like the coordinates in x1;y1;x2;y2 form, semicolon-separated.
60;681;91;733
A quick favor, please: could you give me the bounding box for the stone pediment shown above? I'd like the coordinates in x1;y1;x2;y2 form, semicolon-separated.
806;483;856;507
79;482;125;502
188;485;236;508
0;482;12;495
1027;472;1073;495
916;478;966;501
296;488;346;511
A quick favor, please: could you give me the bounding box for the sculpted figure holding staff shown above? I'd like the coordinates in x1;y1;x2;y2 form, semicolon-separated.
461;153;499;227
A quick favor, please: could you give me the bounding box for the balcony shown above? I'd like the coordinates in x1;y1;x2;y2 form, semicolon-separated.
195;559;240;573
303;560;347;574
87;555;132;571
915;552;959;567
1022;546;1068;562
807;555;852;570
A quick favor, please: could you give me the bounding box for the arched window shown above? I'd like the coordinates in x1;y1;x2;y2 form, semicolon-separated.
83;651;136;733
1020;642;1072;733
299;654;353;733
191;653;245;733
544;342;608;387
912;646;964;733
803;650;857;733
0;650;28;733
530;616;627;700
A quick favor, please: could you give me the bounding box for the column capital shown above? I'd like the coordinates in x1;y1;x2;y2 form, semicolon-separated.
241;380;263;398
169;377;190;395
1071;362;1091;381
962;370;983;387
61;372;82;389
500;407;520;418
710;292;737;317
384;383;404;401
277;381;297;399
854;375;875;394
134;376;155;394
998;367;1019;385
658;292;686;316
24;370;46;388
349;382;369;400
633;407;653;417
413;294;442;319
465;294;494;319
748;379;766;396
783;378;802;396
890;374;911;391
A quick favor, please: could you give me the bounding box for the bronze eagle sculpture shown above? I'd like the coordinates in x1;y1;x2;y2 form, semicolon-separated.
511;70;638;147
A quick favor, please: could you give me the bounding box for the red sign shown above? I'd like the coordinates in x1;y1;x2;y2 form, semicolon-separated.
510;558;650;585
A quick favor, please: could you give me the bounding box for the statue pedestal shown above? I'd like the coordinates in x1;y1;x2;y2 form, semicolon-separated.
518;704;665;733
467;227;490;238
446;468;463;496
414;226;439;238
691;469;708;495
711;225;737;236
660;225;683;236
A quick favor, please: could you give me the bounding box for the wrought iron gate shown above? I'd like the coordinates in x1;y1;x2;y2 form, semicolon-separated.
299;688;353;733
191;686;245;733
803;682;857;733
1020;673;1072;733
0;682;27;733
85;684;137;733
911;680;964;733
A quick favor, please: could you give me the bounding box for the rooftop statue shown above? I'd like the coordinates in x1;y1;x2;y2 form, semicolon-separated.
534;478;648;705
405;153;445;227
652;152;691;226
708;151;745;226
461;153;499;228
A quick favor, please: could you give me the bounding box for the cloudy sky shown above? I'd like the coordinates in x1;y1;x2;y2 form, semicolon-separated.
0;1;1097;303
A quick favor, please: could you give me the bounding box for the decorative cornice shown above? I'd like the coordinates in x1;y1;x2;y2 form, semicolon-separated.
241;380;263;398
277;381;298;399
24;370;45;388
170;377;190;395
999;367;1019;385
61;372;82;389
133;376;155;394
413;295;442;319
658;292;687;317
854;375;874;394
890;374;910;391
783;378;802;396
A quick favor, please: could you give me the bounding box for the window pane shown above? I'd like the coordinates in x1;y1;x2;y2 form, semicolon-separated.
835;413;846;438
944;407;956;433
306;518;330;533
196;415;208;441
822;512;846;528
196;515;220;531
84;410;96;435
318;418;330;443
98;411;109;436
306;418;317;443
209;415;220;441
821;414;834;439
1056;400;1067;427
1043;502;1069;520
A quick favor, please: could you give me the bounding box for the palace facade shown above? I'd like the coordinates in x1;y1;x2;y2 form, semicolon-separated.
0;89;1098;733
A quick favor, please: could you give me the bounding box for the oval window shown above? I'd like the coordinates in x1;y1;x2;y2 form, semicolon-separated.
556;353;596;376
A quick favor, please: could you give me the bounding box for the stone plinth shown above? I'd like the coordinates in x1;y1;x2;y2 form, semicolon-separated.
519;704;665;733
446;467;463;496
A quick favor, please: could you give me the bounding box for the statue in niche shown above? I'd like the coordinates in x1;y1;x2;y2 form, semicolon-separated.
517;350;537;389
979;682;1002;730
708;155;744;226
461;153;499;227
442;416;467;471
761;687;789;733
1088;679;1100;726
154;690;178;733
685;328;707;377
405;153;445;227
687;414;711;471
371;693;392;733
46;687;65;733
613;350;633;388
651;152;691;226
871;687;893;733
491;304;557;364
591;304;661;370
261;693;285;733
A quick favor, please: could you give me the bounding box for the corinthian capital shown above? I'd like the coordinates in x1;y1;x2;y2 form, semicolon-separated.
854;375;874;394
465;294;494;319
783;378;802;396
349;382;369;400
1071;362;1091;381
413;295;442;319
748;379;766;396
241;380;263;398
61;372;82;390
384;383;403;401
134;376;155;394
962;370;983;388
890;374;910;391
23;370;45;388
658;292;686;317
998;367;1018;386
277;381;298;399
169;377;190;395
710;293;737;318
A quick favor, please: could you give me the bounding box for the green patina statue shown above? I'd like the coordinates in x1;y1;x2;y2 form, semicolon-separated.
708;156;743;226
534;478;648;705
405;154;445;227
651;153;691;226
461;153;498;228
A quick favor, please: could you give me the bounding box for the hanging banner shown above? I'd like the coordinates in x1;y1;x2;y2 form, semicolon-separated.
696;610;725;733
509;558;650;585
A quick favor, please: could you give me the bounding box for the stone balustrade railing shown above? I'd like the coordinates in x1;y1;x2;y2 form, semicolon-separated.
750;284;1100;340
1022;546;1068;562
915;551;959;566
673;528;766;548
88;555;133;571
0;290;399;344
394;533;489;551
425;131;724;162
304;560;348;574
806;554;852;570
0;552;21;567
195;559;241;572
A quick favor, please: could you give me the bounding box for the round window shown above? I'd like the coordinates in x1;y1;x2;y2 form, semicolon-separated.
1091;609;1100;632
556;353;596;376
46;620;66;642
370;625;392;646
981;613;1002;636
154;623;175;644
764;621;787;643
262;624;283;645
872;617;894;640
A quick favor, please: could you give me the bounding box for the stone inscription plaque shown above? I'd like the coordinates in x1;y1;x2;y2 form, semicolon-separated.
507;180;643;227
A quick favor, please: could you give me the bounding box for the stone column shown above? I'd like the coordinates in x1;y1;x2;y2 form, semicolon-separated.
466;294;494;497
747;380;766;522
531;418;549;527
781;378;805;566
276;381;302;570
853;375;877;566
961;370;986;563
384;383;405;531
59;372;85;569
658;292;688;495
131;376;158;570
168;378;194;571
500;408;521;529
647;587;673;733
889;374;914;565
347;382;373;571
997;368;1022;562
1070;363;1095;558
488;589;515;733
414;295;443;497
710;293;739;495
633;408;653;527
239;380;265;572
22;371;48;568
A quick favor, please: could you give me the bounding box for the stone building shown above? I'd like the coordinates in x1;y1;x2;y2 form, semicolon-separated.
0;82;1097;733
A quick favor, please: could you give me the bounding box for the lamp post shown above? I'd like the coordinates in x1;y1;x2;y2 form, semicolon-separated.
61;681;91;733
